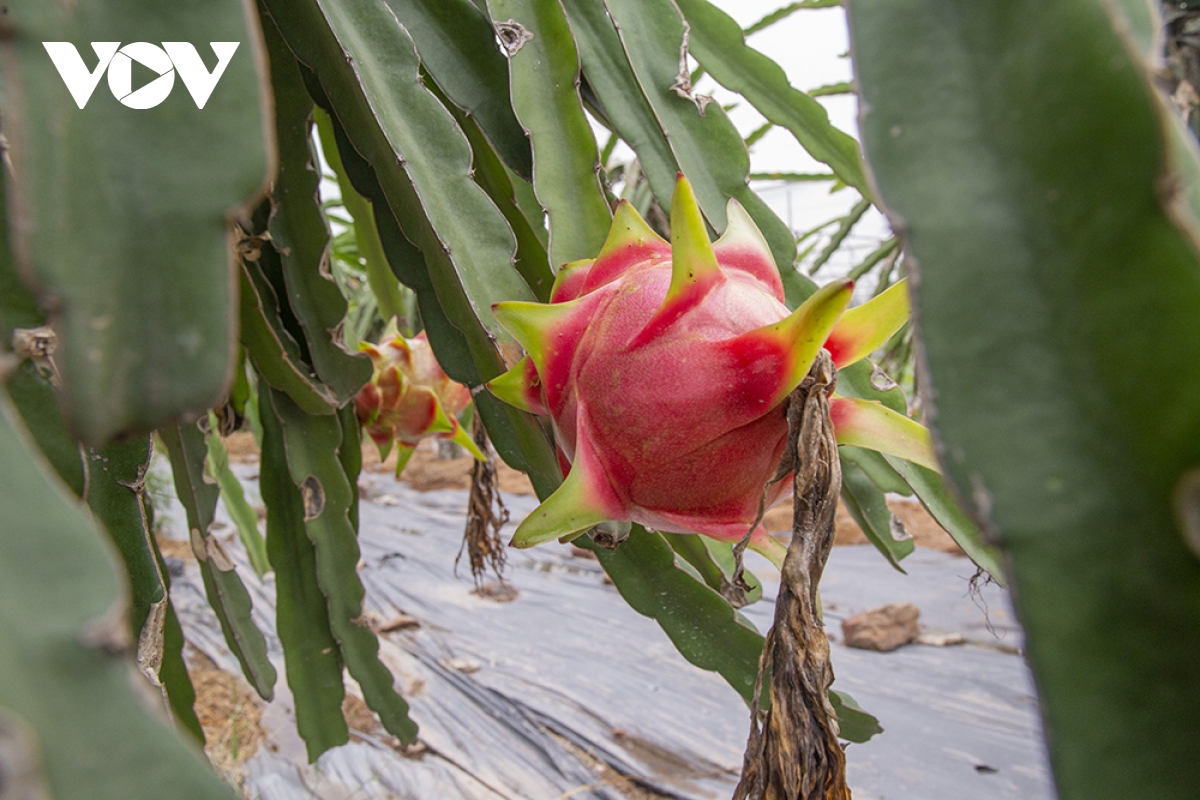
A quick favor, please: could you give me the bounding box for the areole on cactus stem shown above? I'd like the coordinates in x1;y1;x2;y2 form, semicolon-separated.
487;175;933;567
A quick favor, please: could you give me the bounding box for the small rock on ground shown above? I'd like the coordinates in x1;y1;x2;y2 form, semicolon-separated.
842;602;921;652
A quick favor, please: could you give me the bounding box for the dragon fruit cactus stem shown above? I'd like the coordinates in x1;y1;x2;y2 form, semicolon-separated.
488;175;934;568
355;327;484;474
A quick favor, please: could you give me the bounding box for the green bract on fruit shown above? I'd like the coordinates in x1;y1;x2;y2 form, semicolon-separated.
355;328;484;473
488;176;933;566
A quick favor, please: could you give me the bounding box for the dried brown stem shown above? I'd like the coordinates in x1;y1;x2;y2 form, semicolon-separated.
734;350;850;800
458;415;509;586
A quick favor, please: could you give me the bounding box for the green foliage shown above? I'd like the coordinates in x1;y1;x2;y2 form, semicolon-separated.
5;361;87;495
316;108;409;331
676;0;868;194
237;248;340;415
86;435;204;743
257;376;352;760
0;395;235;800
264;26;373;406
0;0;997;780
264;385;419;745
663;532;765;605
383;0;533;179
204;417;270;577
603;0;802;302
850;0;1200;796
841;457;914;572
487;0;613;267
745;1;843;36
160;420;277;701
0;0;268;443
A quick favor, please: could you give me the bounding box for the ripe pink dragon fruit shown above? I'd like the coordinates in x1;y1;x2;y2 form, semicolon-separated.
356;329;483;473
488;176;933;566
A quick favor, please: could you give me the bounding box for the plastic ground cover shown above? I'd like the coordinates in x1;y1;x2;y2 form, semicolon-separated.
159;460;1053;800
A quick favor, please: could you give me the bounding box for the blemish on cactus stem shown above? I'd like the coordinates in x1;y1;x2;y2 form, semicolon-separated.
870;364;898;392
301;476;324;520
495;21;533;57
1174;468;1200;561
0;707;53;799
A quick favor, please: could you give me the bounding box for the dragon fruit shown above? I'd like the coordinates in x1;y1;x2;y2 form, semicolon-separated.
355;328;484;473
488;176;934;566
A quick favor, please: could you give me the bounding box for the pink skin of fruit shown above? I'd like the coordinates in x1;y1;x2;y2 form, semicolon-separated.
488;175;934;567
356;330;483;473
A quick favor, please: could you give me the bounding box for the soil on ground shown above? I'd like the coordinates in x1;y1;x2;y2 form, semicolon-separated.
189;649;266;790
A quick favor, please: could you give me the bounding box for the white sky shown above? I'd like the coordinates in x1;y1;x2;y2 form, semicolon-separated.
701;1;891;282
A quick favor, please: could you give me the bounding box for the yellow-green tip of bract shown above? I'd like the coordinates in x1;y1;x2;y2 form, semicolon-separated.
713;198;771;258
597;199;667;260
667;174;721;300
486;356;548;416
830;397;938;472
550;258;594;302
510;420;619;547
492;298;585;373
393;443;416;476
509;464;610;547
824;279;911;368
448;419;486;462
630;175;725;348
421;398;485;461
734;278;855;408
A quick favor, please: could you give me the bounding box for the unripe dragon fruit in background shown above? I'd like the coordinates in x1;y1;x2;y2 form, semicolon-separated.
356;328;484;474
488;176;935;566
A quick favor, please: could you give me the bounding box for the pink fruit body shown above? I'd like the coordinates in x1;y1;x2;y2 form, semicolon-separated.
489;176;932;565
356;330;483;472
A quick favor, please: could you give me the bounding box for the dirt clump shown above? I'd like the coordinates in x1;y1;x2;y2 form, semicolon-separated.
221;431;260;464
763;497;962;554
362;438;535;495
841;602;921;651
156;535;194;562
189;649;265;788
